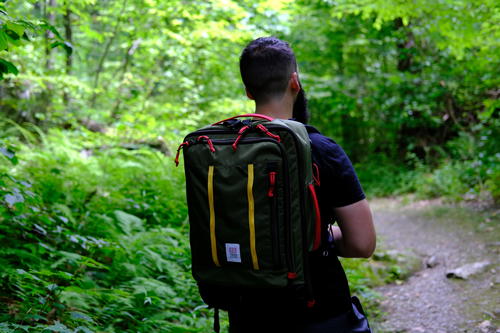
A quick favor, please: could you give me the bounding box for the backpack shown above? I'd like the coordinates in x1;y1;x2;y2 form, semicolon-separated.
174;114;322;331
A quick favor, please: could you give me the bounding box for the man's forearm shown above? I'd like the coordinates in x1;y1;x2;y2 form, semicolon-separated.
331;199;376;258
330;225;349;257
330;225;374;258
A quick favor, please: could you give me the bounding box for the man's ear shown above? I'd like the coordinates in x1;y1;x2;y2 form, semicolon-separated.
245;88;255;100
290;72;300;94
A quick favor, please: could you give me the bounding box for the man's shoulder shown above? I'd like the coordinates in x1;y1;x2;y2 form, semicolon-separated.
305;125;340;153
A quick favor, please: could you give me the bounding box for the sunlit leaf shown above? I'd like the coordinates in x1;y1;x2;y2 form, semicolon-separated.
70;311;94;323
0;58;19;78
4;193;24;206
0;31;8;51
6;21;25;37
114;210;144;235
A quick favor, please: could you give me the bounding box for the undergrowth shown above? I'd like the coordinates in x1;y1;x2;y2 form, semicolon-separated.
0;129;213;332
356;121;499;203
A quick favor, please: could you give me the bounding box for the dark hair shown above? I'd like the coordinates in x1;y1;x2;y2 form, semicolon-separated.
240;37;297;104
239;36;309;124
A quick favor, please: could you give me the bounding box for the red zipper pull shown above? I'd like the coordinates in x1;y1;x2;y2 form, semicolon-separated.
267;171;277;197
256;124;281;142
232;125;250;151
197;135;216;152
174;141;190;166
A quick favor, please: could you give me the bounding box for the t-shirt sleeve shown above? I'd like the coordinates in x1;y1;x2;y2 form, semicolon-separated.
310;133;366;208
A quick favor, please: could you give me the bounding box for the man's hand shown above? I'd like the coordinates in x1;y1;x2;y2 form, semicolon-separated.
330;199;376;258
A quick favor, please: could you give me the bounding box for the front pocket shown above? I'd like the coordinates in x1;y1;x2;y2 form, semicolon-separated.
206;161;283;271
187;159;286;272
185;136;290;287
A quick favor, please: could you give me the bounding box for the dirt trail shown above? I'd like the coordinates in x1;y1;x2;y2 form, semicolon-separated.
370;198;499;333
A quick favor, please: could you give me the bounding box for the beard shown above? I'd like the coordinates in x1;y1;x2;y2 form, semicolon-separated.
292;82;309;124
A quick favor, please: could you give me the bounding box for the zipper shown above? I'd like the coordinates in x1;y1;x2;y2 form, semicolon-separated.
267;164;281;269
186;136;295;275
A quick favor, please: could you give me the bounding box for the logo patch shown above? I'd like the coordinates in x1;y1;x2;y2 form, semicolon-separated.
225;243;241;263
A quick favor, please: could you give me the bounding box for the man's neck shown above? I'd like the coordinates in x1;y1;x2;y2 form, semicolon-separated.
254;97;293;120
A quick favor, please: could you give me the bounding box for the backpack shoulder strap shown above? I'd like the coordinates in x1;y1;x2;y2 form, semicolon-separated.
304;124;321;135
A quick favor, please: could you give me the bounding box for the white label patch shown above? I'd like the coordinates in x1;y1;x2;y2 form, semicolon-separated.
225;243;241;263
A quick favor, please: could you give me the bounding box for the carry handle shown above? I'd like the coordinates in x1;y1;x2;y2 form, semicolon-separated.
212;113;274;125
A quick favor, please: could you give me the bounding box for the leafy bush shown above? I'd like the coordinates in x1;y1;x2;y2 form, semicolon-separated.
0;132;213;332
355;155;421;198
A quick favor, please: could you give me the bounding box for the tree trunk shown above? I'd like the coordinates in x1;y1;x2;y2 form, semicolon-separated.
45;0;57;71
63;5;72;105
90;0;128;107
39;0;57;124
110;38;142;119
394;17;415;72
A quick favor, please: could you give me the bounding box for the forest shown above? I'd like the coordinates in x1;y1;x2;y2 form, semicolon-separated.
0;0;498;332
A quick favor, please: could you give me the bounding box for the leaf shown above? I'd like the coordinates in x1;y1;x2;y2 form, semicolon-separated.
6;21;25;37
4;193;24;206
51;41;73;55
46;283;58;291
0;58;19;77
21;32;30;41
4;29;21;45
0;31;7;51
0;146;15;159
39;21;63;40
10;324;30;332
38;321;72;333
33;224;47;235
51;251;108;270
70;311;94;323
0;147;18;165
20;181;32;188
17;20;37;31
114;210;144;235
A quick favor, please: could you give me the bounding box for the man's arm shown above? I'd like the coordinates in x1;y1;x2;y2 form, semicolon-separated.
330;199;376;258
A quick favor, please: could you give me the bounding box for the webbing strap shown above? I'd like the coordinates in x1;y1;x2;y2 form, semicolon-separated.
247;164;259;270
208;165;220;267
213;308;220;333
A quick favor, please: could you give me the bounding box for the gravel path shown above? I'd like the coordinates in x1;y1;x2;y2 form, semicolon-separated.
371;198;499;333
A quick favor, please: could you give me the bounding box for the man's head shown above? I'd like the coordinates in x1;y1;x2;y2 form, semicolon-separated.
239;37;309;123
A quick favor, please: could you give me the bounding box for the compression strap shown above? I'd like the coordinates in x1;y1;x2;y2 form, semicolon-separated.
247;164;259;270
208;165;220;267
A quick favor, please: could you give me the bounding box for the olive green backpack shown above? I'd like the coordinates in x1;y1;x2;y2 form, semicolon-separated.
175;114;322;330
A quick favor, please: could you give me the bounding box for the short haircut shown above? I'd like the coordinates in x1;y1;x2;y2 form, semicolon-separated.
239;37;297;104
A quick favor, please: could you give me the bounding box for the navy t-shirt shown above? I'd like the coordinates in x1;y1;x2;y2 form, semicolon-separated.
307;125;365;211
305;125;366;322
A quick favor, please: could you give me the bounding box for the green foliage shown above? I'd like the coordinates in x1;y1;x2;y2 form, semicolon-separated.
0;0;499;331
0;131;213;332
355;157;420;198
0;3;67;80
284;0;498;203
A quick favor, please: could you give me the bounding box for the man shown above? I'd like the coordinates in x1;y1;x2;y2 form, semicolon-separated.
228;37;376;332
